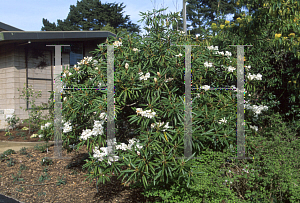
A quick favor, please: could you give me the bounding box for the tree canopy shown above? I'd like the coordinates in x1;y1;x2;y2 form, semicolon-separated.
165;0;247;37
41;0;141;36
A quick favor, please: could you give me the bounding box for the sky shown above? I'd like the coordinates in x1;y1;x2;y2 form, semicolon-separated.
0;0;248;39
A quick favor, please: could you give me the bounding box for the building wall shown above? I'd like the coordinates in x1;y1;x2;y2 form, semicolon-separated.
0;43;19;130
0;39;106;130
0;42;55;130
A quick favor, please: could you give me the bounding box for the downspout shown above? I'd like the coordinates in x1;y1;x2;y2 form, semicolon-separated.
25;45;31;135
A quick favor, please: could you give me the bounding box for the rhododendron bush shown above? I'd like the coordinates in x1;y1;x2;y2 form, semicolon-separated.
59;8;265;190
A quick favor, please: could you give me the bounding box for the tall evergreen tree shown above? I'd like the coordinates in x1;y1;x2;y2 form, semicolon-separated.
167;0;246;37
41;0;141;36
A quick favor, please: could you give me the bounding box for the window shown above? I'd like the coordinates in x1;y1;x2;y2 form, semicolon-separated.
70;42;83;66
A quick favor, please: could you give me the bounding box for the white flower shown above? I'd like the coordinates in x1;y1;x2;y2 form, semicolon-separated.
175;53;183;57
145;72;150;78
113;40;122;47
116;143;128;151
207;45;218;51
100;112;107;120
256;73;262;80
139;109;156;119
132;48;140;52
249;125;258;131
39;134;43;138
45;122;52;128
137;151;140;156
247;73;262;81
225;51;232;57
201;85;210;91
245;65;251;71
226;66;236;72
218;117;227;124
151;121;171;131
218;51;225;56
125;63;129;70
79;129;93;141
30;134;38;138
139;72;150;81
204;61;213;68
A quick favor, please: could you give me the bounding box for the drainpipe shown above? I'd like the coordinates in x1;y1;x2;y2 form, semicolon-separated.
25;45;32;135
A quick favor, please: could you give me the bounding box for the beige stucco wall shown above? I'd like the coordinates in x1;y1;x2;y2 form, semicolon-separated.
0;43;53;130
0;39;106;130
0;43;20;130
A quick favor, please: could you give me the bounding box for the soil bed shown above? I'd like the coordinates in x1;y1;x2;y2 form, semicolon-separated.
0;141;161;203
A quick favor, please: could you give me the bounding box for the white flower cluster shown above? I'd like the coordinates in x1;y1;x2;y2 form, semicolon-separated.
62;70;72;78
138;72;150;80
245;65;251;71
77;56;93;66
204;62;213;68
244;102;268;118
249;125;258;131
79;120;105;141
224;65;236;72
151;121;170;131
200;85;211;91
207;45;232;57
206;47;260;81
214;50;232;57
62;121;72;134
41;122;52;130
93;138;143;165
132;48;140;52
113;40;122;47
207;45;219;51
246;73;262;80
39;122;53;138
136;108;156;119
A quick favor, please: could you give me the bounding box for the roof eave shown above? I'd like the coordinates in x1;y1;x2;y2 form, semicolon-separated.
0;31;118;43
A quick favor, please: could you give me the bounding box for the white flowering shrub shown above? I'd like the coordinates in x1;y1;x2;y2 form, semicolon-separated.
58;8;265;193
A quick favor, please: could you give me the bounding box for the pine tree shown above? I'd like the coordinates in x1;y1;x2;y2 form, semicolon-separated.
41;0;141;36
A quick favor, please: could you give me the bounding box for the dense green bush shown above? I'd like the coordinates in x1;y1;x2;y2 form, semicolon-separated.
207;10;300;132
138;112;300;202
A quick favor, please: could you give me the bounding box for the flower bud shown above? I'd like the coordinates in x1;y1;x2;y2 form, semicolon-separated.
154;77;157;83
157;72;161;77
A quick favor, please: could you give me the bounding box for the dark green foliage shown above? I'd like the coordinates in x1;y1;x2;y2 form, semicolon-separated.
41;157;53;166
41;0;141;36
